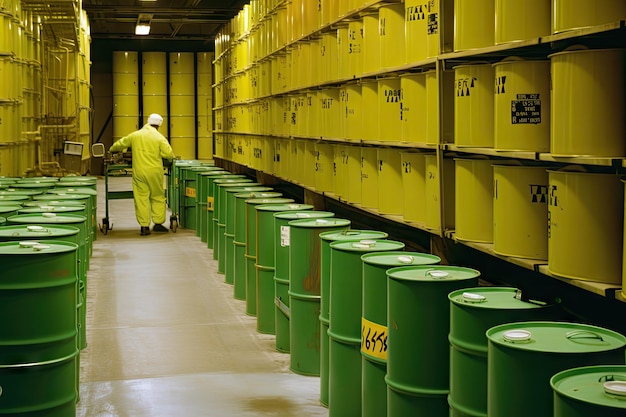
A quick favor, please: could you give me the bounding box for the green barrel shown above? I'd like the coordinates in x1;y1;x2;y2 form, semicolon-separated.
193;167;224;237
197;170;227;244
0;240;78;415
58;176;98;185
327;240;405;416
551;365;626;417
168;160;201;215
216;181;258;275
204;173;237;250
12;180;56;193
0;177;20;185
0;195;31;205
319;229;391;407
245;198;295;317
286;218;352;376
360;252;442;417
47;186;98;244
219;183;263;283
273;209;331;353
385;266;480;417
17;176;59;183
231;190;277;300
0;188;41;197
487;321;626;417
179;166;215;230
0;225;84;350
0;205;22;219
448;287;558;417
213;177;251;264
33;193;92;258
0;200;26;206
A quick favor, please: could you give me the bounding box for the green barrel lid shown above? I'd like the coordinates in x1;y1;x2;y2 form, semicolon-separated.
18;176;59;182
235;192;281;201
23;200;85;207
0;200;25;206
47;187;97;196
288;217;352;228
362;251;442;266
19;205;85;214
12;182;55;189
551;365;626;409
257;203;314;212
320;229;389;242
486;321;626;353
34;193;90;201
53;181;96;188
189;166;221;172
0;224;80;239
0;177;20;183
0;240;78;255
275;211;335;220
0;190;38;197
246;198;294;205
329;239;405;252
219;182;261;189
59;175;98;183
228;186;273;194
213;176;251;183
0;206;22;215
174;160;202;166
449;287;548;310
198;170;227;177
8;213;87;224
387;265;481;282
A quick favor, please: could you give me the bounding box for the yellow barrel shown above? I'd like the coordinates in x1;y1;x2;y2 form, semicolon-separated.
454;0;494;51
347;145;362;204
113;116;140;139
309;37;322;86
142;72;168;95
112;51;138;73
320;0;334;27
404;0;428;62
493;165;548;259
377;148;403;215
112;72;139;96
303;0;321;34
549;48;625;157
341;83;360;140
0;13;12;54
552;0;626;33
425;155;455;232
425;71;439;145
548;170;623;284
337;25;350;80
170;95;196;117
379;3;405;69
401;152;426;223
361;79;379;141
454;158;494;243
112;95;139;116
170;116;196;137
400;73;427;144
291;0;303;40
454;63;495;148
495;0;550;44
494;59;550;152
303;140;316;188
0;102;17;142
315;142;334;193
362;12;381;74
142;51;166;74
320;88;340;139
378;77;402;142
348;20;363;79
332;145;347;198
321;31;338;83
361;146;378;209
170;73;195;95
171;137;195;160
293;139;305;184
305;91;320;138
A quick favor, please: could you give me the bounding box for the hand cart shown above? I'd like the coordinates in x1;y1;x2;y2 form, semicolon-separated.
100;152;134;235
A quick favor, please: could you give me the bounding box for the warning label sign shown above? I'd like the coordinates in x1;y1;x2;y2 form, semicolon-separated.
511;94;541;124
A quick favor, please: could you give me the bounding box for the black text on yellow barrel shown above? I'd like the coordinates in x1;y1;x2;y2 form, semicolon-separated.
0;240;79;415
287;218;351;377
385;266;480;417
448;287;558;417
328;239;405;417
487;322;626;417
361;252;441;417
273;210;334;355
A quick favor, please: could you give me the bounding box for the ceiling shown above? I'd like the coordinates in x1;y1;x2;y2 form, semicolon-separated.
82;0;249;42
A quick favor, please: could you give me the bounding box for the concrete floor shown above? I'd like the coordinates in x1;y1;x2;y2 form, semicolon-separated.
77;177;329;417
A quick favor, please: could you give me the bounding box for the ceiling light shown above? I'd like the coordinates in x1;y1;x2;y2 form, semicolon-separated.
135;13;153;35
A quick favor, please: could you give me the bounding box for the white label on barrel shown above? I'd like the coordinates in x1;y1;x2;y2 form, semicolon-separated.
361;317;388;360
280;225;290;247
511;94;541;124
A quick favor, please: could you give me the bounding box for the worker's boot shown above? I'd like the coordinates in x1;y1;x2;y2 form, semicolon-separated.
153;224;168;233
140;226;151;236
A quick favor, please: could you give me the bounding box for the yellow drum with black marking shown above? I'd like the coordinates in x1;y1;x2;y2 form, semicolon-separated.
362;12;380;74
548;170;623;284
315;142;334;193
495;0;550;44
425;155;455;232
401;152;426;223
493;165;548;259
378;77;402;142
361;146;378;209
454;63;495;148
362;79;379;141
379;3;405;69
377;148;403;215
454;0;494;51
400;73;427;144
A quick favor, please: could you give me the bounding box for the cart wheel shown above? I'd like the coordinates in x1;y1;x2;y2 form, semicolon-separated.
170;216;178;233
101;219;109;235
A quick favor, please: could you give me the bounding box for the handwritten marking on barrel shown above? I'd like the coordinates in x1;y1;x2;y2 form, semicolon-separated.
362;317;388;360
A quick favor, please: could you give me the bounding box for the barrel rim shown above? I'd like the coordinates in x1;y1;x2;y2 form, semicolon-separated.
361;251;441;266
550;365;626;408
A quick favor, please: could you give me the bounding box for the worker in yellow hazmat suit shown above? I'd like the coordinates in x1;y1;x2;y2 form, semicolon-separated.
110;113;175;236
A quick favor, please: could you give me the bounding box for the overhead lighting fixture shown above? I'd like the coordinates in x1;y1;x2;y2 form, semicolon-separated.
135;13;153;35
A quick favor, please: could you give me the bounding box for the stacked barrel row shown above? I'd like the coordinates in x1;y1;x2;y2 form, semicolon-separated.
0;174;98;415
112;51;214;161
